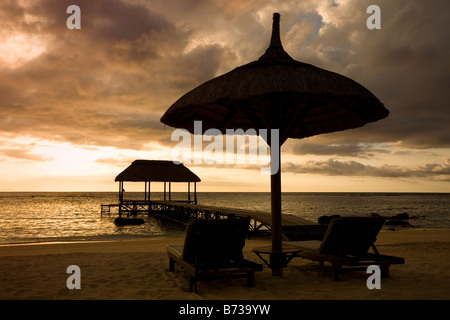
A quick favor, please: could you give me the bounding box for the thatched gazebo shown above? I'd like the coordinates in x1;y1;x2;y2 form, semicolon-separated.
115;160;201;204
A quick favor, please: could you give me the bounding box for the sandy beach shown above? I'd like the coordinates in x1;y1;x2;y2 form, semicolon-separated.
1;229;449;300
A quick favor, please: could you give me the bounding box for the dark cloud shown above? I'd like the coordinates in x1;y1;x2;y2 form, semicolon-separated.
169;44;239;90
289;142;388;158
158;157;450;181
263;0;450;150
0;0;192;149
282;158;450;180
331;0;450;148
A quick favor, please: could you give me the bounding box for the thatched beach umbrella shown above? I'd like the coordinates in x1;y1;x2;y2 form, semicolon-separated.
161;13;389;276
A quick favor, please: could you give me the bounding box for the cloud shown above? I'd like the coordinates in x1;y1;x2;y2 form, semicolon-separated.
154;156;450;182
0;0;250;151
311;0;450;149
282;158;450;180
95;157;134;167
0;0;449;155
0;148;53;162
289;142;388;158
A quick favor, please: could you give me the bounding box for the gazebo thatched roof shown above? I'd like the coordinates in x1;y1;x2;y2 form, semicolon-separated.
115;160;201;183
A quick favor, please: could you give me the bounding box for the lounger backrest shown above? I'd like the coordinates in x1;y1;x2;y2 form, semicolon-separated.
318;216;386;257
182;218;249;265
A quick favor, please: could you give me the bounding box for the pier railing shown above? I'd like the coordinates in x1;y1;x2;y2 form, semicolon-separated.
101;200;196;217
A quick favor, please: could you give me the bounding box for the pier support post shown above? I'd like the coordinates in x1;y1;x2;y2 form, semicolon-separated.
188;182;191;203
145;181;147;201
164;182;166;201
194;182;197;204
118;181;124;218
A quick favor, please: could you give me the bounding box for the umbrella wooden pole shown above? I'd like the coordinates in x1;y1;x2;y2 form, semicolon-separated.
271;143;283;276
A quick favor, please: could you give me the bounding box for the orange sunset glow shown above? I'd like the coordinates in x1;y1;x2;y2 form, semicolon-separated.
0;0;449;193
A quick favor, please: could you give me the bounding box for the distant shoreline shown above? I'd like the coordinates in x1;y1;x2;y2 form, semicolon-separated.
1;191;450;194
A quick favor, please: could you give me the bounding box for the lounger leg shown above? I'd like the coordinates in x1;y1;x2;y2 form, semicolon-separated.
380;264;390;278
332;264;342;281
169;258;175;272
189;276;198;293
246;272;255;287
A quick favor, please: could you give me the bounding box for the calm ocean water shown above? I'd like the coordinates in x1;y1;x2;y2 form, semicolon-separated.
0;192;448;244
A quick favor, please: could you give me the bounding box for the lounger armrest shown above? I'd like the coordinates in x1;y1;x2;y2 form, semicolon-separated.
167;245;197;276
166;245;183;258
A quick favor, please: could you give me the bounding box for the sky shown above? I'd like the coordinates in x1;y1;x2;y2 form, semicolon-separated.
0;0;449;192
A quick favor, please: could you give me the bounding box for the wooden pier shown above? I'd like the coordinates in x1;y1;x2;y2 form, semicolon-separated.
101;199;325;240
102;159;325;240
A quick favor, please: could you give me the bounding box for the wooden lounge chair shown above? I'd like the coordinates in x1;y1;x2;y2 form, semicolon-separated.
167;218;263;292
289;216;405;280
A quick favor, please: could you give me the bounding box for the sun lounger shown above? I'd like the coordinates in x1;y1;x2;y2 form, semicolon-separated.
167;218;263;292
289;216;405;280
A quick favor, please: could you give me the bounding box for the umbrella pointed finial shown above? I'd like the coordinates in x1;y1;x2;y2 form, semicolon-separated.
259;13;293;62
270;13;282;48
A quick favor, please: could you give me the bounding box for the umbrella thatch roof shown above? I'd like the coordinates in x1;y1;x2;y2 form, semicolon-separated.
159;13;389;276
115;160;201;183
161;13;388;143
